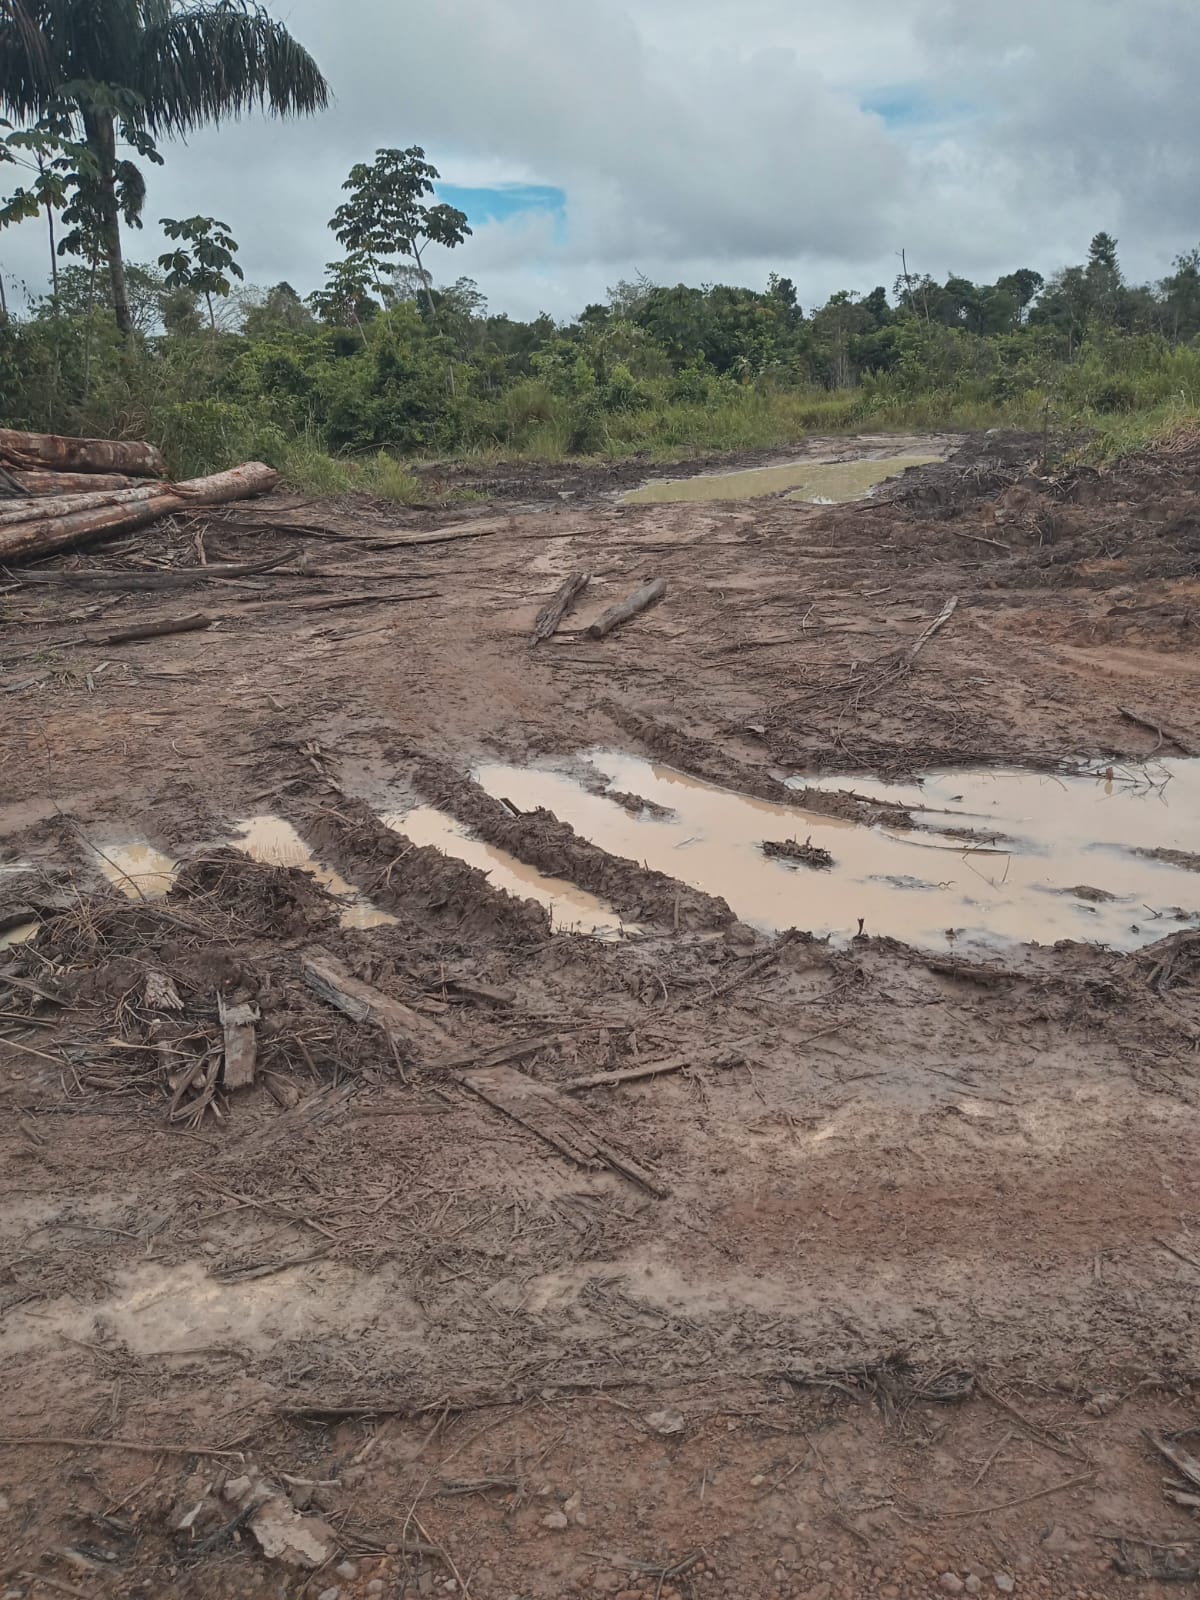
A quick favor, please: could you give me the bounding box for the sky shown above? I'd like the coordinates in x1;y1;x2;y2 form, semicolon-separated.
3;0;1199;322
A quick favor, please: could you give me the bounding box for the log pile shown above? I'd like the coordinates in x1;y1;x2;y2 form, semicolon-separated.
0;428;279;563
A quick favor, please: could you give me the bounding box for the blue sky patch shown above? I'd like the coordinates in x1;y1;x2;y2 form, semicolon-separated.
437;182;567;233
863;90;972;129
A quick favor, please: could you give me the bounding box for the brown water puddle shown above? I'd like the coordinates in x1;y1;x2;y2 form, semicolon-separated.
622;454;940;505
470;752;1200;952
94;841;179;899
380;805;638;938
232;816;396;931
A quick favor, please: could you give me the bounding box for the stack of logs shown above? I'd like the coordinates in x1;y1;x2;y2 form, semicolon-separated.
0;428;278;564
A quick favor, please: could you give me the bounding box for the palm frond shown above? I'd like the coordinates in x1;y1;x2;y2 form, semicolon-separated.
140;0;330;132
0;0;54;119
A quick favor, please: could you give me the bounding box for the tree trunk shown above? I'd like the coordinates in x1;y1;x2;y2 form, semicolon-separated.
0;428;166;476
82;107;133;336
0;462;279;563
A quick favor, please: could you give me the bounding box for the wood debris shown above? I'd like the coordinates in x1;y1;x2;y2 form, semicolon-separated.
301;947;451;1065
218;991;260;1090
586;577;667;639
459;1060;669;1197
531;570;590;645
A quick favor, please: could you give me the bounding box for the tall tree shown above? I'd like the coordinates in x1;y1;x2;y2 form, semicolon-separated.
0;0;328;333
330;147;470;325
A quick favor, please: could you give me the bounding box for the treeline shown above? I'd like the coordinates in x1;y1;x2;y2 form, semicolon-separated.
3;229;1200;483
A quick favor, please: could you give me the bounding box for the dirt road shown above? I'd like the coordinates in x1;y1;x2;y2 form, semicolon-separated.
1;433;1199;1599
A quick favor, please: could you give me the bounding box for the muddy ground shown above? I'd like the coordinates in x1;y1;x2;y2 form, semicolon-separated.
1;431;1199;1600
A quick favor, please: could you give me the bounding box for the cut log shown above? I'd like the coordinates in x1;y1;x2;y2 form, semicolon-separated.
586;578;667;640
0;427;166;478
0;482;173;528
219;993;260;1090
5;469;140;496
301;948;452;1064
459;1062;669;1197
530;571;590;646
91;612;214;646
0;462;279;564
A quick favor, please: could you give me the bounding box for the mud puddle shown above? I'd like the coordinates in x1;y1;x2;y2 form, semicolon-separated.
381;804;638;938
232;816;396;930
93;841;179;899
623;454;940;505
470;752;1200;952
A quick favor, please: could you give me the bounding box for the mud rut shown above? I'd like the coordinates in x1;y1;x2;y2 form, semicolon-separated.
1;433;1199;1599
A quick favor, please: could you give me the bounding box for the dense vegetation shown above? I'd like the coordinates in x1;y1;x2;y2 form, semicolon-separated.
3;7;1200;493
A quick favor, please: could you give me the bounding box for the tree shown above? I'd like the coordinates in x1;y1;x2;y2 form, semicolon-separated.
0;1;328;334
241;279;314;337
158;214;242;332
329;147;470;323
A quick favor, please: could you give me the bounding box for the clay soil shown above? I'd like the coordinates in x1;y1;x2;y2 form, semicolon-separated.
1;432;1200;1600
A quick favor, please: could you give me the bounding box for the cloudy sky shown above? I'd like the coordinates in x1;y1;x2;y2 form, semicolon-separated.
3;0;1198;321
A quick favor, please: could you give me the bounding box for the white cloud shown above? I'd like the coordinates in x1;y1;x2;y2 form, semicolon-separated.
2;0;1197;320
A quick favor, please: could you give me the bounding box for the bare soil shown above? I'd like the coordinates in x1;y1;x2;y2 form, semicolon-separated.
1;432;1199;1600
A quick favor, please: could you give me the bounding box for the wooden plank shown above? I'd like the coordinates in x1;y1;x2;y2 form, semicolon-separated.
301;948;451;1062
459;1061;669;1197
530;571;589;646
586;578;666;640
219;993;260;1090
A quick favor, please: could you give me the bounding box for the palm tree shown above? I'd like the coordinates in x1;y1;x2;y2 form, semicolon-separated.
0;0;329;332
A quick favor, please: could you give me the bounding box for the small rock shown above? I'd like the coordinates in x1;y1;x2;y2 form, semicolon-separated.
645;1407;686;1435
616;1591;643;1600
1083;1391;1118;1417
994;1578;1015;1595
542;1510;569;1530
335;1563;359;1581
801;1584;832;1600
574;1511;589;1527
563;1489;582;1515
222;1475;252;1502
940;1577;965;1595
1040;1526;1087;1556
966;1580;982;1596
881;1588;901;1599
317;1590;339;1600
367;1584;385;1597
750;1474;766;1488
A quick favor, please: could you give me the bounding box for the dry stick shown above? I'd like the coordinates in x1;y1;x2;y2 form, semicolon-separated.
0;1434;243;1457
942;1471;1096;1520
561;1054;690;1092
1155;1235;1200;1272
976;1379;1087;1462
11;548;300;589
951;529;1012;554
902;594;958;664
586;577;667;639
1117;705;1197;758
530;570;590;647
1146;1431;1200;1490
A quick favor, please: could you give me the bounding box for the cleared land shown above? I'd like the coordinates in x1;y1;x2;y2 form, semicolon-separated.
1;432;1199;1599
